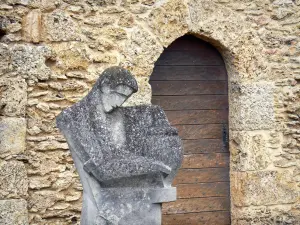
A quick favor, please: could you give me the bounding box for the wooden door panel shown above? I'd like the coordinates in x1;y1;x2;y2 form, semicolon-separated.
166;110;228;125
150;35;230;224
173;168;230;185
156;50;224;66
177;182;230;198
151;81;227;95
152;95;228;110
162;212;231;225
182;153;229;169
162;197;230;214
182;139;226;154
176;124;224;139
151;66;227;81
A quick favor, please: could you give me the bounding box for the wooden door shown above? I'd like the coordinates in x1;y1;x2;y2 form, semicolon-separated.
150;35;230;225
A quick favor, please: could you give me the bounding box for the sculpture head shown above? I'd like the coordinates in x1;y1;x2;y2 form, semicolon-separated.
94;66;138;113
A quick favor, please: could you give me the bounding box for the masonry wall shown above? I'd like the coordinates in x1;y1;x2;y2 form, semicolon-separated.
0;0;299;224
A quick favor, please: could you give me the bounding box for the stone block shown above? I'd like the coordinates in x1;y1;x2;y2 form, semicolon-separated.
11;44;52;81
0;78;27;117
231;205;300;225
121;27;163;77
51;42;89;71
0;117;26;158
230;82;275;131
230;131;270;171
42;10;79;42
27;0;58;12
0;199;28;225
22;9;41;43
147;0;188;46
231;171;298;207
0;43;10;75
0;160;28;198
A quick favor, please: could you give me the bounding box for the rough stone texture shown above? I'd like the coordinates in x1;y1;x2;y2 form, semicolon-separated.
0;0;299;224
0;117;26;158
22;9;41;43
0;43;10;75
56;67;183;224
231;171;298;207
0;199;28;225
232;205;300;225
10;44;52;82
0;160;28;198
230;131;271;171
230;82;275;131
0;78;27;117
42;10;80;42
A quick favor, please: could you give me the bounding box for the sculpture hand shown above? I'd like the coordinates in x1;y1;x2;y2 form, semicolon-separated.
151;161;171;175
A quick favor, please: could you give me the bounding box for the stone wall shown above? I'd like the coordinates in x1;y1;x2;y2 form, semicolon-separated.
0;0;299;224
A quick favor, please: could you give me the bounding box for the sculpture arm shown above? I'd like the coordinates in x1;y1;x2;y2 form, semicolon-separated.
89;155;172;183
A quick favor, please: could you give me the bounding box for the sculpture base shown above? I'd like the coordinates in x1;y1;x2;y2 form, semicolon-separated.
81;187;176;225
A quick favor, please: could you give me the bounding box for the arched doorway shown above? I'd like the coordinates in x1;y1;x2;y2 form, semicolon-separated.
150;35;230;224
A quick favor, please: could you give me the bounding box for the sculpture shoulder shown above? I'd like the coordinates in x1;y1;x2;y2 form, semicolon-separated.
56;100;87;131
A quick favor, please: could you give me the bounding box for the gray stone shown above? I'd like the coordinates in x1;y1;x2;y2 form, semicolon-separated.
56;66;183;225
10;44;52;81
0;117;26;158
0;43;10;75
42;10;79;42
0;160;28;198
0;78;27;117
230;82;275;131
0;199;28;225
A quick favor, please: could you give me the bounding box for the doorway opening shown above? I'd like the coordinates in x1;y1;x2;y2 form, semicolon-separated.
150;35;231;225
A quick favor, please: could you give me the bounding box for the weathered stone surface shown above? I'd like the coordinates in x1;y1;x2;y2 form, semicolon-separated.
0;43;10;75
0;199;28;225
232;205;300;225
51;42;89;71
100;26;127;41
121;27;163;77
230;82;275;130
0;78;27;117
231;171;298;207
0;117;26;158
230;131;270;171
148;0;189;46
29;175;53;190
27;0;59;11
28;190;64;212
42;10;80;42
56;67;183;224
10;44;52;81
0;15;22;34
0;160;28;198
22;9;41;43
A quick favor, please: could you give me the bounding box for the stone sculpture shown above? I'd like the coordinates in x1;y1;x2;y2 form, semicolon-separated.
56;66;183;225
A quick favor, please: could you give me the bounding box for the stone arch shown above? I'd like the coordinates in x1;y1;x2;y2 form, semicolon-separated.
122;0;269;102
121;0;275;224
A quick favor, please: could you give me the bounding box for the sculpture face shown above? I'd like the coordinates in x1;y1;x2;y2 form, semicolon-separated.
101;84;134;113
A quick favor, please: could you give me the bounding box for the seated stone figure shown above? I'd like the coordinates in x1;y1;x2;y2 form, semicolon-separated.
56;67;183;225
